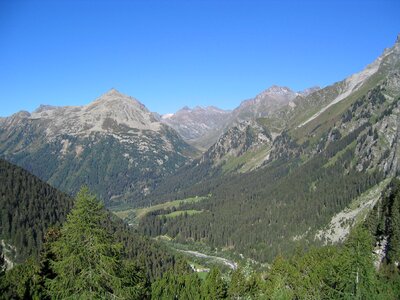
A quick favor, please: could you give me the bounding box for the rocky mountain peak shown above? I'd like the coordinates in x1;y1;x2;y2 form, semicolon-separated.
252;85;297;103
0;92;195;205
236;85;297;114
263;85;294;95
104;88;122;96
179;106;191;112
299;86;321;97
175;105;229;115
90;88;143;109
34;104;57;113
25;89;162;137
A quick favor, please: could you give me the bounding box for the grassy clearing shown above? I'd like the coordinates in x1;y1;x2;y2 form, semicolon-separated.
164;210;203;218
113;210;132;220
113;195;209;222
135;196;208;219
187;261;210;279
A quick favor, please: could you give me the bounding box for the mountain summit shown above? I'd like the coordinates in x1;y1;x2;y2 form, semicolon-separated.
261;85;295;96
0;90;195;205
27;89;160;137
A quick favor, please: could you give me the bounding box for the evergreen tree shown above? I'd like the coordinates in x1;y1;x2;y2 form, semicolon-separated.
46;186;145;299
151;260;201;300
388;187;400;263
202;268;227;299
264;256;295;299
337;226;379;299
0;257;42;300
228;267;247;298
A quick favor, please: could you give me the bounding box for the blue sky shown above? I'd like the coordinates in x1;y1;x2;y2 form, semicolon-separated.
0;0;399;116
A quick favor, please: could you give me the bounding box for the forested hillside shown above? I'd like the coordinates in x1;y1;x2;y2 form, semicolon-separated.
0;158;73;262
0;159;182;282
2;186;399;299
138;123;384;261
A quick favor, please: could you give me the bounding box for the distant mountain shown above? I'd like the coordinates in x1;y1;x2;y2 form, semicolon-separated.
232;85;298;120
161;85;298;148
0;89;197;206
177;85;320;149
160;106;231;150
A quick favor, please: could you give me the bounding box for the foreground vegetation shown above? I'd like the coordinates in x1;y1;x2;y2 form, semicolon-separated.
1;184;400;299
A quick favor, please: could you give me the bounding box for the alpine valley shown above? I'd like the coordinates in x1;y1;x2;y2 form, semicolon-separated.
1;36;400;299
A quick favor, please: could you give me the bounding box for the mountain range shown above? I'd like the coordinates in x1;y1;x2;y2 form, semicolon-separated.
0;77;323;204
160;85;320;149
1;35;400;264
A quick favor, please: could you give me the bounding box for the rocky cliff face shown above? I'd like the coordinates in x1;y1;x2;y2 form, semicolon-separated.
0;89;196;206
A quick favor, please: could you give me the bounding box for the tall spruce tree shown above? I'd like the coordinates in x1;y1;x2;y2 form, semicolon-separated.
46;187;144;299
388;187;400;263
202;268;227;299
338;226;378;299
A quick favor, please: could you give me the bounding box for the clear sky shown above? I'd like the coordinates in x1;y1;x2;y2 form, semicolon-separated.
0;0;399;116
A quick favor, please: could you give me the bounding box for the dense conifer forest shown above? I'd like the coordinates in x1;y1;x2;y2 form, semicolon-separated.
0;158;73;261
0;160;183;290
1;183;399;299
